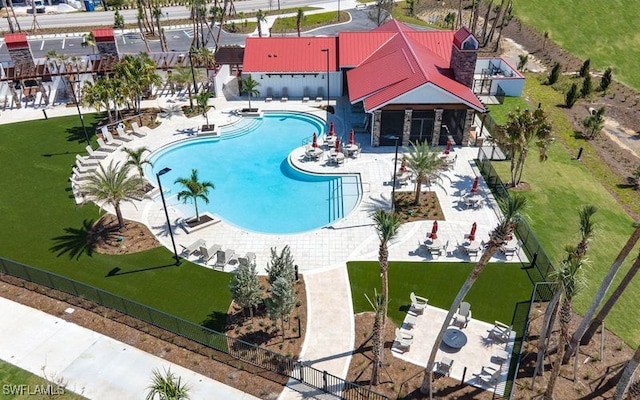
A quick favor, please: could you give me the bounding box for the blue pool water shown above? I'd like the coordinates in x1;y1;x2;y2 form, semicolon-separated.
148;112;361;234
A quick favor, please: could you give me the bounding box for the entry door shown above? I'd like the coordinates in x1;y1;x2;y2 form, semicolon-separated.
410;118;434;143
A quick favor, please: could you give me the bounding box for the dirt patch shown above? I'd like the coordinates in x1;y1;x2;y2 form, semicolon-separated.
91;215;160;255
226;276;307;359
394;191;445;223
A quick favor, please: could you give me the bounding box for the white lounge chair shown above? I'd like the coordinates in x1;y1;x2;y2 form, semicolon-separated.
434;357;453;377
96;137;117;152
199;244;221;264
75;154;99;166
72;166;93;180
85;145;108;159
75;159;96;173
101;126;125;145
475;366;502;386
115;126;134;142
453;301;472;328
394;328;413;350
214;249;236;270
410;292;428;314
180;238;206;256
488;321;512;343
130;122;149;137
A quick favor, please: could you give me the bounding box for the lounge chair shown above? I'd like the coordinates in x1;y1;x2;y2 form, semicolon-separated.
434;357;453;377
214;249;236;270
394;328;413;351
76;154;99;167
115;126;134;142
453;301;472;328
180;238;206;256
475;366;502;386
72;166;93;180
96;137;117;152
238;252;256;267
281;87;288;102
130;122;149;137
199;244;222;264
488;321;512;343
410;292;428;314
101;126;123;145
75;159;96;173
85;145;108;159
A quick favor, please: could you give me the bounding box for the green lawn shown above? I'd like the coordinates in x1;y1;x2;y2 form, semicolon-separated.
487;96;531;125
512;0;640;90
0;360;86;399
0;116;232;331
347;261;533;328
271;11;350;33
490;78;640;347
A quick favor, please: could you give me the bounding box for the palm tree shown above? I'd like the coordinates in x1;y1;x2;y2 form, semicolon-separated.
81;161;140;230
193;90;214;126
420;194;528;395
372;209;402;328
296;8;305;37
544;249;587;400
240;75;261;110
582;106;605;139
364;289;386;386
145;367;190;400
403;141;447;206
115;53;162;113
152;6;167;52
123;147;153;192
175;169;214;222
256;9;266;37
614;344;640;400
81;32;96;54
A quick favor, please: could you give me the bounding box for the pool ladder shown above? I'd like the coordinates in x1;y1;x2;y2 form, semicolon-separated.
328;178;345;222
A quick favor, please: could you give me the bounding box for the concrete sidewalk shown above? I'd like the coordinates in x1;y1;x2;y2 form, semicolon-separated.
0;296;260;400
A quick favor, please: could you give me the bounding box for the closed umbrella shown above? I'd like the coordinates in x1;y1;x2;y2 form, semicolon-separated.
429;221;438;240
349;129;355;144
312;132;318;148
329;122;335;136
471;176;479;193
445;138;451;154
335;137;341;152
469;222;477;241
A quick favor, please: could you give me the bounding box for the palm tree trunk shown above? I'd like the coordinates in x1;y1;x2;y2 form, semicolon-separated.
534;289;560;378
486;0;505;46
1;0;15;32
565;227;640;361
614;344;640;400
480;0;494;46
379;244;389;327
420;244;499;395
194;199;200;221
370;305;384;385
544;315;568;400
457;0;462;29
471;0;479;36
8;0;22;32
413;177;422;205
581;251;640;344
115;204;125;229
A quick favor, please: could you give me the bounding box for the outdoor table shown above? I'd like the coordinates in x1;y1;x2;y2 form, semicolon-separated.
306;148;323;160
345;143;359;155
464;240;481;251
329;152;345;165
443;328;467;349
326;136;337;146
425;238;442;250
464;194;482;209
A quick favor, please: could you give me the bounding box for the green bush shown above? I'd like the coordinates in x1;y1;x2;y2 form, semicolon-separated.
565;83;579;108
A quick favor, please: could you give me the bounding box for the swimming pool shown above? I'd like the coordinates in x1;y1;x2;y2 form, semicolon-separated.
148;112;361;234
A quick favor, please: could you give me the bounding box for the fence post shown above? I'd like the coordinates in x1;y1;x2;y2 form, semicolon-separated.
323;370;328;391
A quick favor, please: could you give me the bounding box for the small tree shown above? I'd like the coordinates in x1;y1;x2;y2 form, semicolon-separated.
124;147;153;191
174;169;214;222
517;54;529;72
582;106;605;139
565;83;579;108
599;67;613;92
256;9;266;37
627;166;640;189
295;8;305;37
193;90;213;126
229;260;263;319
266;277;296;339
579;58;591;78
145;368;190;400
266;245;295;284
240;75;260;110
114;10;125;29
581;74;592;97
547;62;561;85
444;12;456;30
542;31;549;50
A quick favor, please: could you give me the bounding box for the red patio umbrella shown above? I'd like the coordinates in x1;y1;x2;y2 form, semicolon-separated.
444;138;451;154
429;221;438;240
335;137;341;152
399;157;407;173
312;132;318;148
349;129;355;144
329;122;335;136
471;176;479;193
469;222;477;241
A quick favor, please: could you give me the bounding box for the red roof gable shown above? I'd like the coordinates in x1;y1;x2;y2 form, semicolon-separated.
93;28;115;42
243;37;337;73
453;26;474;48
4;33;29;50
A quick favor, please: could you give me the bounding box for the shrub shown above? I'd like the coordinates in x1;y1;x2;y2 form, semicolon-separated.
579;58;591;78
581;75;592;97
547;62;561;85
599;67;613;92
565;83;579;108
266;245;295;284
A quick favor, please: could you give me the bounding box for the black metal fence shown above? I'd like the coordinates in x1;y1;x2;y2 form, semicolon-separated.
476;147;554;282
0;257;388;400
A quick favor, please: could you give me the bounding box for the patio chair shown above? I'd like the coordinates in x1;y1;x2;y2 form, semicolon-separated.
199;244;222;264
96;137;117;152
475;366;502;386
281;87;289;102
428;246;443;259
410;292;428;314
394;328;413;350
115;126;134;142
434;357;453;377
75;159;96;173
130;122;149;137
453;301;472;328
214;249;236;271
71;166;93;180
488;321;512;343
180;238;206;256
75;154;99;167
101;126;125;145
85;145;108;159
238;252;256;267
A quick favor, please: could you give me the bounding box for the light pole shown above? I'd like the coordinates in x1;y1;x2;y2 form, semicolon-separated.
321;48;331;113
156;167;181;266
384;135;400;210
68;78;90;146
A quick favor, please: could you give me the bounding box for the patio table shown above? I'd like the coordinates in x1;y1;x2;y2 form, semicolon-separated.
424;238;442;250
443;328;467;349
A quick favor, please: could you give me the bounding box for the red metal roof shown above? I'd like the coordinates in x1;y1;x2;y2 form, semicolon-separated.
4;33;28;50
242;37;337;73
93;28;115;42
453;26;473;48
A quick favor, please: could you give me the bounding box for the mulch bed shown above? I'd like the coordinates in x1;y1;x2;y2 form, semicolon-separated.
394;191;445;223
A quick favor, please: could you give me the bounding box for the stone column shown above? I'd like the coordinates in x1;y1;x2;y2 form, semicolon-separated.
461;109;475;146
372;110;382;146
432;109;443;147
402;109;413;147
